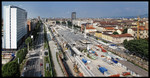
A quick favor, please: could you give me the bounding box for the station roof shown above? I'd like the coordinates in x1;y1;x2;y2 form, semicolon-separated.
72;47;83;55
80;40;91;44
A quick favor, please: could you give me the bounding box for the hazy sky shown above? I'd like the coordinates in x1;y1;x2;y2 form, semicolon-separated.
2;1;148;18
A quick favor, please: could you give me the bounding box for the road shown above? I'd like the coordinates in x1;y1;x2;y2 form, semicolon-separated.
22;23;44;77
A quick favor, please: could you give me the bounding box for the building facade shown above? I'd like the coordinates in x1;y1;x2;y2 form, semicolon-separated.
3;5;27;50
127;27;148;39
71;12;76;21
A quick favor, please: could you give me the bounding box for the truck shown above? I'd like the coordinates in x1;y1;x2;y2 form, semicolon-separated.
97;65;108;75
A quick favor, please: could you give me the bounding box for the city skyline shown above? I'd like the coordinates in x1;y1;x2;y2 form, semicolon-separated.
2;1;148;18
2;3;149;77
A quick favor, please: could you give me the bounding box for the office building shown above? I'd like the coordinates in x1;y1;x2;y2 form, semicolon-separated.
71;12;76;21
2;5;27;50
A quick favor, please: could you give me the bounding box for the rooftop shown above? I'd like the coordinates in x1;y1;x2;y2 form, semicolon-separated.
131;26;147;31
104;27;114;30
110;33;133;38
86;26;96;29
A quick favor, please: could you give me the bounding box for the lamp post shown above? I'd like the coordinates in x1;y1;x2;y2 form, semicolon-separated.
31;35;33;50
18;58;19;64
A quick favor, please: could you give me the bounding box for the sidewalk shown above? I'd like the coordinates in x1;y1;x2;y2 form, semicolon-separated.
48;41;64;77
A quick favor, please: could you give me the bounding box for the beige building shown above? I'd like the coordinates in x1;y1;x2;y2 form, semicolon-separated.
100;33;134;44
116;29;124;34
85;26;97;33
110;34;134;44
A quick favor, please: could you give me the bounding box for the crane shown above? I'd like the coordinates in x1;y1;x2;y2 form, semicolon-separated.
137;16;140;40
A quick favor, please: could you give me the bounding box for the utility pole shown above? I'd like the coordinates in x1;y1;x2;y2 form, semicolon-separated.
84;25;86;38
137;16;140;40
18;58;19;64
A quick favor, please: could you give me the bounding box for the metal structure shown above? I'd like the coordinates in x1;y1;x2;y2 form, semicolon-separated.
137;16;140;40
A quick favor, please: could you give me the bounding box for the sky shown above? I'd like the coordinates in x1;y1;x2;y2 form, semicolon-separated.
2;1;148;18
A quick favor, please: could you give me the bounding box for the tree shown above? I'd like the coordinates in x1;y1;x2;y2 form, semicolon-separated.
67;21;72;27
123;39;148;59
56;21;60;24
113;31;119;35
16;48;27;64
2;61;20;77
122;28;128;34
62;21;66;25
25;37;32;51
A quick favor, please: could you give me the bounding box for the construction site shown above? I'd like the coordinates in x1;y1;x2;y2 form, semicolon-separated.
47;21;148;77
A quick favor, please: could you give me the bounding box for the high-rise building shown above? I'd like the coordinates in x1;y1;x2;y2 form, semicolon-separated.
38;16;40;21
71;12;76;21
2;5;27;50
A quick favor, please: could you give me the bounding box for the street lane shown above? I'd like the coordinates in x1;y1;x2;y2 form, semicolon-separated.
22;22;44;77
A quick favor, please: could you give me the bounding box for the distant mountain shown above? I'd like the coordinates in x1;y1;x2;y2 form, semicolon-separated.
106;14;148;19
139;14;148;18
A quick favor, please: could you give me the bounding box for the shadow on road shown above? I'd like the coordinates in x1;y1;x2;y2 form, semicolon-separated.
62;59;74;77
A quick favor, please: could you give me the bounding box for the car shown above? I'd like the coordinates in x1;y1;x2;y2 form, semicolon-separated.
40;63;43;66
21;72;24;77
24;67;27;70
39;74;43;77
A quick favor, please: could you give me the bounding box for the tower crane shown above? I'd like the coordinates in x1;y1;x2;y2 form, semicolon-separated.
137;16;140;40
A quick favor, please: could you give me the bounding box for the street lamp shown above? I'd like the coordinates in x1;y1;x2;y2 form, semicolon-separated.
31;35;33;50
18;58;19;64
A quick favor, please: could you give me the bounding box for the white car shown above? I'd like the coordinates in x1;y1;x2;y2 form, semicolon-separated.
21;73;24;77
24;67;27;71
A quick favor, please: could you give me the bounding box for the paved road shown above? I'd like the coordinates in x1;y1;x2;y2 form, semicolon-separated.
22;23;44;77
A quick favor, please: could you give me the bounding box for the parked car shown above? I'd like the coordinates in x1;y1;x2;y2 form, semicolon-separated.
21;72;24;77
24;67;27;71
40;63;43;66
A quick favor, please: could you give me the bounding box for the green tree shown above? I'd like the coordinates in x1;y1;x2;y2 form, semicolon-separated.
113;31;119;35
2;61;20;77
25;37;32;51
56;21;60;24
62;21;66;25
67;21;72;27
122;28;128;34
44;42;48;49
123;39;148;59
16;48;27;64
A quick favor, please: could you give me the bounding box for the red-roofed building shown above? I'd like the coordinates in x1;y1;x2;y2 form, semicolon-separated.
110;33;134;44
104;27;114;30
101;32;134;44
85;26;97;33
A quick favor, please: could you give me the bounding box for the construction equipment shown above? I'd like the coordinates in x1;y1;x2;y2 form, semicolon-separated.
122;72;131;76
73;64;79;73
78;72;84;77
137;16;140;40
109;74;120;77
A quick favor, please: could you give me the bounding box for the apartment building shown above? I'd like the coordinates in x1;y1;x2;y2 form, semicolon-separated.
127;26;148;39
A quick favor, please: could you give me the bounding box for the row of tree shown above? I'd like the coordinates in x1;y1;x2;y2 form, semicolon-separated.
32;21;42;41
2;60;20;77
2;47;27;77
123;39;148;60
